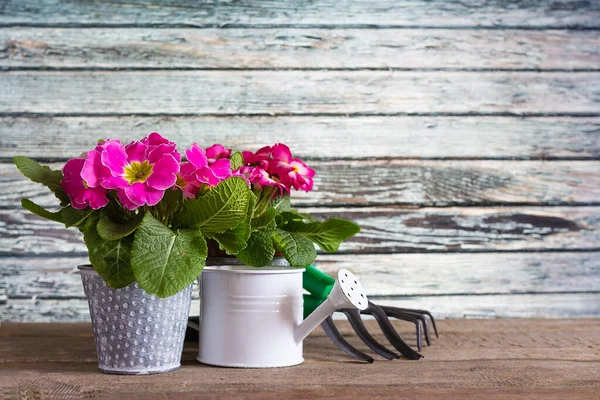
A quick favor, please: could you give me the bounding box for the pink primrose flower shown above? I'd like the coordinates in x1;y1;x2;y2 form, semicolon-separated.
61;157;109;210
268;143;315;192
175;162;202;199
185;143;232;187
90;133;180;209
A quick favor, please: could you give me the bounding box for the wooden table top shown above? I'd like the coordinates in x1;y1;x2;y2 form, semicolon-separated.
1;319;599;399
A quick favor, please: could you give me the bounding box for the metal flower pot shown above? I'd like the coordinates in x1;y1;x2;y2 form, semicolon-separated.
79;265;193;375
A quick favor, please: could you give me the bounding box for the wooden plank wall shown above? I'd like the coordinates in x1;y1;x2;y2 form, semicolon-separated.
0;1;599;321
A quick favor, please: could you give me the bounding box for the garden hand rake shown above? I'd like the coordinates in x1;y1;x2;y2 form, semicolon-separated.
303;265;438;362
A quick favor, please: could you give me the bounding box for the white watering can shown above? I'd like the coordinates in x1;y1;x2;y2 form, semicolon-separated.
196;262;368;368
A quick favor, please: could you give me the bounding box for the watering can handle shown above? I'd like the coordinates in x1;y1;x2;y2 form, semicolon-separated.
302;265;335;316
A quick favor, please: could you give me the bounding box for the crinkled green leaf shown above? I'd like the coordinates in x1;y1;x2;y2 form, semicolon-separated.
272;195;291;214
251;206;276;231
83;215;135;289
230;152;244;170
283;218;360;252
132;213;207;297
97;212;144;241
172;177;251;235
212;222;251;255
236;228;275;267
14;156;69;206
246;191;257;222
272;229;316;267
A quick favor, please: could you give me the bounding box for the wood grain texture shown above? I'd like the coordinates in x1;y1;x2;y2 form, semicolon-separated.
1;321;599;399
2;320;599;399
3;160;599;209
2;207;598;256
3;116;599;159
2;292;600;322
3;28;600;70
3;71;600;115
2;252;598;301
1;0;599;28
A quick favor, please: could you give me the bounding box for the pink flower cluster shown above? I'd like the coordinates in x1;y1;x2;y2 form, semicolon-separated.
61;135;315;211
237;143;315;193
62;133;181;210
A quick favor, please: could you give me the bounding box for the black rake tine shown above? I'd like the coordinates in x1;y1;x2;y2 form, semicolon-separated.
383;306;439;338
381;306;431;347
341;309;400;360
380;307;426;350
321;315;374;363
362;302;423;360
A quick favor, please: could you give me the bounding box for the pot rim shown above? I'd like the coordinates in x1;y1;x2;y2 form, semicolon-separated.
203;265;305;275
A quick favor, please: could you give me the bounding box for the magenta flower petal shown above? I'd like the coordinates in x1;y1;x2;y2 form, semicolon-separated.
100;175;129;190
195;167;222;187
80;149;104;188
206;144;231;163
272;143;292;163
146;154;179;190
243;146;272;164
62;158;108;210
125;141;148;163
86;187;110;209
210;158;231;179
117;188;140;210
290;159;315;178
148;143;181;164
143;132;173;147
186;143;208;169
124;182;164;207
101;141;128;176
180;161;197;178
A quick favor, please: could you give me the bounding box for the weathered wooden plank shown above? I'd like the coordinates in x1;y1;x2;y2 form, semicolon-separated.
3;160;599;209
3;293;599;322
3;71;600;115
1;207;598;255
3;28;599;70
2;252;598;301
3;116;599;160
1;1;598;28
1;321;600;399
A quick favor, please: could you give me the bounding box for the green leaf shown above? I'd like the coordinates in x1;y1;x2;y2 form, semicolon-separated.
283;218;361;252
14;156;70;206
21;198;93;227
60;206;93;228
131;213;207;297
83;215;135;289
251;206;276;231
21;198;63;224
236;228;275;267
172;177;251;235
245;191;257;222
97;212;144;241
212;222;251;255
230;152;244;170
272;195;291;214
272;229;317;267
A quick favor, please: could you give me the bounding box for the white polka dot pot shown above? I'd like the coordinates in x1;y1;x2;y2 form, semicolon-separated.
79;265;193;375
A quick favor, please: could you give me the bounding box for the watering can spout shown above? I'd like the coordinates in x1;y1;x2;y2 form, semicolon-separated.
294;269;368;345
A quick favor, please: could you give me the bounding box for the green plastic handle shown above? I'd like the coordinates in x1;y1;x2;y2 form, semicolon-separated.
302;265;336;316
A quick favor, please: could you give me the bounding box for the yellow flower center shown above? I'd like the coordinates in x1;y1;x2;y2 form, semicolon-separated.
123;160;153;184
175;173;187;188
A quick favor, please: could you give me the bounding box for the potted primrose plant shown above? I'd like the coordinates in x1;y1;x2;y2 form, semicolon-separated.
194;144;362;368
14;133;256;374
